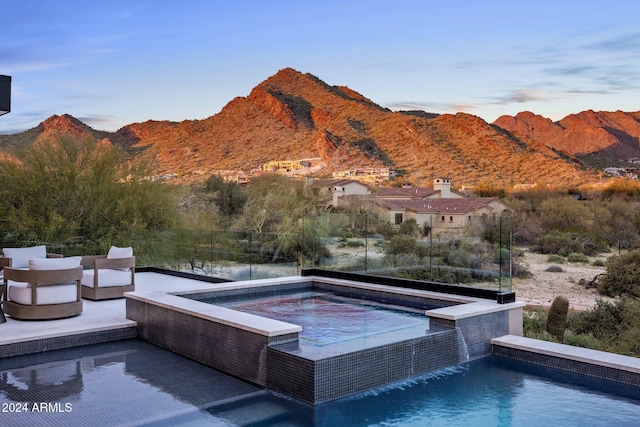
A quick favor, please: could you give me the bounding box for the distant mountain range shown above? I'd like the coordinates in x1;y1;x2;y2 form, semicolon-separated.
2;67;639;187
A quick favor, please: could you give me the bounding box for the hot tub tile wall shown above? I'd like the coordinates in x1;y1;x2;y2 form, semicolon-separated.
431;310;509;360
127;298;288;386
266;329;462;405
314;282;460;309
181;282;312;302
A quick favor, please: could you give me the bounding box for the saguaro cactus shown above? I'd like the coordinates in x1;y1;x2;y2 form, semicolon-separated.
546;295;569;342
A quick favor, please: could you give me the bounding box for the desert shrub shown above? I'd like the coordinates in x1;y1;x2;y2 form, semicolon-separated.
563;331;603;349
598;249;640;297
538;196;592;232
591;258;606;267
532;231;582;255
388;235;417;255
545;265;564;273
567;297;640;356
345;239;364;248
567;252;589;263
344;231;354;239
547;254;565;264
398;218;420;237
532;230;607;256
375;221;396;239
523;309;559;342
512;260;532;278
523;309;547;335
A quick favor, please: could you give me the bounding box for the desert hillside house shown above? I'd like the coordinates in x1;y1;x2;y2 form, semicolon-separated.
324;178;513;236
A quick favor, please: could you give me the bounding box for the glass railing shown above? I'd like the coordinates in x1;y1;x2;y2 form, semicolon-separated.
301;214;512;294
0;214;512;292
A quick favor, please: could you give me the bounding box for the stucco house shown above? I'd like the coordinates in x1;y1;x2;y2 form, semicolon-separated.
373;178;466;200
380;197;513;236
320;179;371;209
324;177;513;235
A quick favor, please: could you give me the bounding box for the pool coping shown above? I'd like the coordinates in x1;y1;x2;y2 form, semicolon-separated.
492;335;640;387
492;335;640;375
126;275;524;338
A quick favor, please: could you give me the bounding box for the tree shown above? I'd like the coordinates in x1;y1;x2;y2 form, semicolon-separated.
0;137;181;251
537;196;592;232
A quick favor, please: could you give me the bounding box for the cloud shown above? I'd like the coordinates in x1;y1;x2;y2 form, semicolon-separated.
491;90;552;105
585;31;640;53
385;101;475;114
77;114;126;131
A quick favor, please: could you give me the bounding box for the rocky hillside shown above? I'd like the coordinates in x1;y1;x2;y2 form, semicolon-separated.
3;68;639;186
494;110;640;169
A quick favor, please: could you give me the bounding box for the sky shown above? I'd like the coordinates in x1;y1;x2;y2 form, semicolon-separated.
1;0;639;134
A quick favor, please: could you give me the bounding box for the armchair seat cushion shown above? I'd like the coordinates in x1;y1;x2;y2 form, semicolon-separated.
8;281;78;305
82;269;132;288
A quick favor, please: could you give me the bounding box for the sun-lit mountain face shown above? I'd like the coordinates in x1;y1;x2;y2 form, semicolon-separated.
3;68;639;186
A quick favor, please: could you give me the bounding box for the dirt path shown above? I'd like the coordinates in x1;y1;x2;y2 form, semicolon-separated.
513;249;615;311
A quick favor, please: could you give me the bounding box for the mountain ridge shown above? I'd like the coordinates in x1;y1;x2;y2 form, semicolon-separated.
2;67;638;186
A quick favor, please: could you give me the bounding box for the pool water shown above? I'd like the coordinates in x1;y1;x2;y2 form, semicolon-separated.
1;339;638;426
212;290;431;346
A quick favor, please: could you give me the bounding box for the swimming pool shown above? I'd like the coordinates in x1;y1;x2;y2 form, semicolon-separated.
1;339;637;426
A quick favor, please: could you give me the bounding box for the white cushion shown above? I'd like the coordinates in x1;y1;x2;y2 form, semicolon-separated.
6;256;81;305
82;269;132;288
107;246;133;271
29;256;82;270
3;245;47;269
107;246;133;259
8;281;78;305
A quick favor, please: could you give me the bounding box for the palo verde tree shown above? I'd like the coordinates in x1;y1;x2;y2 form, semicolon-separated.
0;136;181;251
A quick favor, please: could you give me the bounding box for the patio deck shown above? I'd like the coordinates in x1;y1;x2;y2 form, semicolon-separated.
0;272;218;358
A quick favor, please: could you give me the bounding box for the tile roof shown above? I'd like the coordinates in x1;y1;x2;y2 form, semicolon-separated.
373;187;439;198
381;197;506;214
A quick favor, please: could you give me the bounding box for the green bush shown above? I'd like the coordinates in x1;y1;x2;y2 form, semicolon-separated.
375;221;396;239
598;250;640;297
563;331;603;350
567;297;640;356
345;239;364;248
388;235;417;255
533;231;582;256
567;252;589;263
398;218;420;237
547;254;565;264
523;308;547;336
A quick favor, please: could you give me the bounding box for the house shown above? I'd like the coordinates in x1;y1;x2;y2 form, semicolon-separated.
379;197;513;236
373;178;466;200
320;177;513;235
322;179;371;209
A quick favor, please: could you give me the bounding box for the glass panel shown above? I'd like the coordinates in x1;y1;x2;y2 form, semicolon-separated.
0;213;512;291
